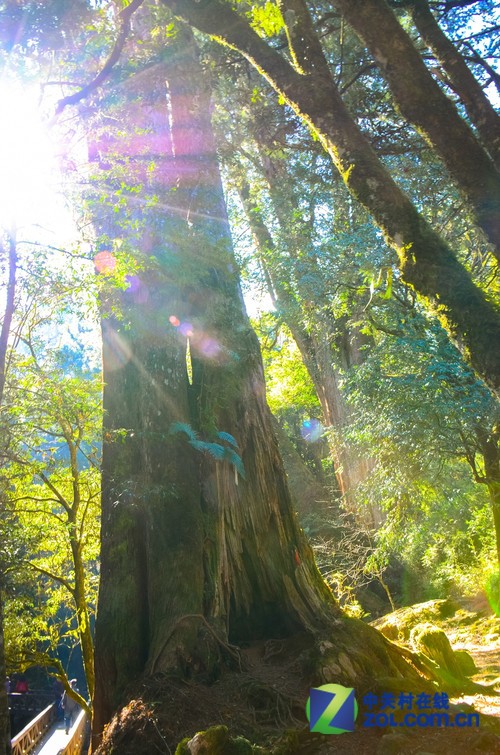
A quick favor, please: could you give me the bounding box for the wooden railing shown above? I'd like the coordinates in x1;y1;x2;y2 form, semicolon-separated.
11;703;56;755
59;710;87;755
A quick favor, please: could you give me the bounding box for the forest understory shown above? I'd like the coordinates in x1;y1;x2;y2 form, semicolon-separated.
95;597;500;754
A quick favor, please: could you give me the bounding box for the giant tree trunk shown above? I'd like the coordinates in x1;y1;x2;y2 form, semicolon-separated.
93;22;424;745
160;0;500;393
92;29;333;739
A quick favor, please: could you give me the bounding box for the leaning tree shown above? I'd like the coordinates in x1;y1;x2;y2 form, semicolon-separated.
157;0;500;392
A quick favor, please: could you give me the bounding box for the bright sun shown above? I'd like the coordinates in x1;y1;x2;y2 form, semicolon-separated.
0;78;63;235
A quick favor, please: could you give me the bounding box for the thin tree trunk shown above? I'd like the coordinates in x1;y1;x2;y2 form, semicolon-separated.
235;177;352;499
236;167;373;505
477;428;500;567
407;0;500;168
0;229;16;755
489;482;500;568
0;231;16;405
0;595;9;755
160;0;500;393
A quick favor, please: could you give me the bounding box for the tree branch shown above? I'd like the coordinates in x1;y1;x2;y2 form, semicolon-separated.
38;472;72;514
23;562;75;596
277;0;331;76
55;0;145;115
0;229;17;406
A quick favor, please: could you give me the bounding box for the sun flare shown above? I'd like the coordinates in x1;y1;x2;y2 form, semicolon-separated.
0;78;60;233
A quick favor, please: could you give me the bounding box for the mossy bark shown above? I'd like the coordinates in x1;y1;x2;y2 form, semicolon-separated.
408;0;500;169
165;26;336;643
335;0;500;257
161;0;500;393
92;57;207;736
93;26;335;743
93;24;432;747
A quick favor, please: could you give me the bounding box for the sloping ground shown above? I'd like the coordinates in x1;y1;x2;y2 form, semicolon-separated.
368;598;500;753
96;601;500;755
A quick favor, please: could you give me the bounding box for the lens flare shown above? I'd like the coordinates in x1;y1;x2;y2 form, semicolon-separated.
300;418;323;443
179;321;194;337
198;336;222;359
125;275;149;304
94;251;117;274
103;328;132;371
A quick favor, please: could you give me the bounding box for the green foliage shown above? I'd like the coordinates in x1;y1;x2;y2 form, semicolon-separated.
248;3;285;38
256;321;319;418
0;237;100;692
343;309;498;598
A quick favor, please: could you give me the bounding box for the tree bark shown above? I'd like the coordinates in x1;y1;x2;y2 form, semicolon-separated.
334;0;500;256
0;230;16;755
0;595;10;755
407;0;500;169
160;0;500;393
92;31;334;739
477;427;500;566
93;22;424;744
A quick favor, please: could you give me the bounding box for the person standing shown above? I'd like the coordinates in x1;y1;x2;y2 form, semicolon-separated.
62;679;79;735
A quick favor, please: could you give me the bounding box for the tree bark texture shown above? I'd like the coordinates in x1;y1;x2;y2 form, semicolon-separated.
160;0;500;393
93;27;336;739
93;22;426;742
92;57;209;734
334;0;500;257
0;595;10;755
0;230;16;755
407;0;500;169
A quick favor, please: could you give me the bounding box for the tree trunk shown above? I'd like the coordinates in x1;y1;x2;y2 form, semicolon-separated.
407;0;500;169
160;0;500;393
489;481;500;568
0;595;10;755
477;427;500;566
0;229;16;755
92;58;208;734
235;172;370;507
91;31;334;738
234;177;353;500
93;22;424;744
334;0;500;256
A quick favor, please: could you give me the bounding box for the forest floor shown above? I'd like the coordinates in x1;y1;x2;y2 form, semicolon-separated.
96;597;500;755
